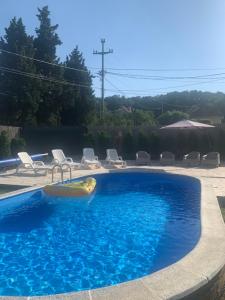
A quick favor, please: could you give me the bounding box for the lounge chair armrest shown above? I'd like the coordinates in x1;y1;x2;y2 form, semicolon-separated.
65;157;73;162
34;161;45;166
202;155;207;160
23;163;33;168
52;158;59;164
184;154;188;159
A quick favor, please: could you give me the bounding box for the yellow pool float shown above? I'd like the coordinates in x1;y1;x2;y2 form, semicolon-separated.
43;177;96;197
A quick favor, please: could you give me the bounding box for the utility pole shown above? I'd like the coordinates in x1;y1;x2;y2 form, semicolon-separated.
93;39;113;119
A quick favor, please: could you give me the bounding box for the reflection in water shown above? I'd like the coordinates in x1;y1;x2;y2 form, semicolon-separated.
0;191;54;232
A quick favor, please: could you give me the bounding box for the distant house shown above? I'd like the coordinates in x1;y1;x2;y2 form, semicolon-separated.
115;106;133;114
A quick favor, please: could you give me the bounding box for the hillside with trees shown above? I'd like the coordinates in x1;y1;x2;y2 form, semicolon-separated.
104;91;225;126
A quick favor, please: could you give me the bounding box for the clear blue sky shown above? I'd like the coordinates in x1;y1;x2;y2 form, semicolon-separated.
1;0;225;97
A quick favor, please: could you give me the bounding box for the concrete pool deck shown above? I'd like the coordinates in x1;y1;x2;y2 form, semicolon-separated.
0;163;225;300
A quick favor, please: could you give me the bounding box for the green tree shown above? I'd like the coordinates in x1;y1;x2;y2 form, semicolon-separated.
157;110;189;125
11;137;26;156
0;131;11;158
137;132;150;151
61;47;94;126
0;17;40;125
122;131;135;159
149;132;160;158
132;109;156;126
96;131;112;157
34;6;63;126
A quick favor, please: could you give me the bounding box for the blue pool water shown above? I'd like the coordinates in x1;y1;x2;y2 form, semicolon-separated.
0;172;201;296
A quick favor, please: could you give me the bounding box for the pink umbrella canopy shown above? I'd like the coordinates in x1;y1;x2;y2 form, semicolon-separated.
160;119;215;130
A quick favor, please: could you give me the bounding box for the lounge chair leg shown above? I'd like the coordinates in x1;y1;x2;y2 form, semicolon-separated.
16;166;19;174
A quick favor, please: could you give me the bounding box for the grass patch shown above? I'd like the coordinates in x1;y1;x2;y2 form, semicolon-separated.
0;184;28;195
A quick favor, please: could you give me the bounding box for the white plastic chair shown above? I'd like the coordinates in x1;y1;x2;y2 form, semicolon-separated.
81;148;101;168
183;151;200;166
202;152;220;167
106;149;126;167
16;152;50;175
136;151;151;165
52;149;80;169
160;151;175;165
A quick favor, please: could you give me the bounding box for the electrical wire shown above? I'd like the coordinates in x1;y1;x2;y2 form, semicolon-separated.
0;66;100;90
3;48;225;76
2;65;225;95
0;48;99;74
1;64;225;95
106;71;225;81
105;67;225;72
102;77;225;94
104;77;126;96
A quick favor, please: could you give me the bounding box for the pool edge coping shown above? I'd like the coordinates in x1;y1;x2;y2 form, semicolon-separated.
0;167;225;300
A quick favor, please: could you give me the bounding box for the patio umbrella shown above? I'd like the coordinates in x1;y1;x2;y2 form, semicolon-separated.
159;119;215;158
160;119;215;130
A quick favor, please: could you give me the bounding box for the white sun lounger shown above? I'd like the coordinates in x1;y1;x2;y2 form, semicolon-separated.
136;151;151;165
52;149;80;169
201;152;220;167
160;151;175;165
81;148;101;168
16;152;53;175
106;149;126;167
183;151;200;166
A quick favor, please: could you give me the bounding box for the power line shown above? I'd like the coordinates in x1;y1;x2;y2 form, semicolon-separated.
103;77;225;95
1;64;225;96
104;77;126;97
0;65;129;93
0;66;100;90
105;67;225;72
0;48;96;74
106;70;225;81
3;47;225;77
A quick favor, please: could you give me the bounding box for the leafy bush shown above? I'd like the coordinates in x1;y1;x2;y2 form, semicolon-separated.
149;133;160;158
132;109;156;126
122;132;135;159
158;110;189;125
83;133;95;148
0;131;11;159
97;132;112;158
11;137;26;156
137;132;150;151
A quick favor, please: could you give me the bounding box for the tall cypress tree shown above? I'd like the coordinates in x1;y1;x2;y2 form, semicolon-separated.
0;18;40;125
61;47;94;126
34;6;63;126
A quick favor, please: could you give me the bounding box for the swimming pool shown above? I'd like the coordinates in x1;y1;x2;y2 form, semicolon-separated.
0;172;201;296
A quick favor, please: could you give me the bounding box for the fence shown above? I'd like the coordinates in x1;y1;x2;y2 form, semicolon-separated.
20;125;225;161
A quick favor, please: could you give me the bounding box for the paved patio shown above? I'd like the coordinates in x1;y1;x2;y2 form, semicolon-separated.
1;162;225;198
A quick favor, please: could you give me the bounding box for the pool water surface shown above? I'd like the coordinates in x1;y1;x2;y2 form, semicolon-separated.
0;172;200;296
